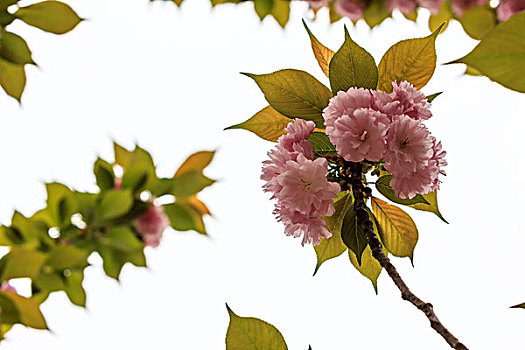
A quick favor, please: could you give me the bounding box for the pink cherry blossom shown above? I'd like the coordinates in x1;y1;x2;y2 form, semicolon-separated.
418;0;444;13
261;119;315;195
0;282;15;292
384;115;433;173
327;108;390;162
304;0;331;9
335;0;366;21
429;136;447;191
386;0;418;13
386;159;440;199
277;154;340;216
324;88;373;132
497;0;525;21
274;203;333;246
373;81;432;121
451;0;489;16
135;205;170;248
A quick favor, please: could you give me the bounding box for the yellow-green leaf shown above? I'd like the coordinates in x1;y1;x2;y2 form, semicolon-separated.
363;0;391;28
242;69;332;128
0;247;47;280
0;30;35;66
314;192;352;274
164;202;206;234
511;302;525;309
329;26;378;93
254;0;274;20
348;220;387;293
15;0;82;35
0;290;48;329
377;25;442;92
459;5;496;40
429;3;451;33
303;20;334;77
371;197;418;260
226;304;288;350
175;150;215;177
96;189;133;221
225;106;291;142
450;12;525;92
46;245;89;270
409;190;448;223
271;0;290;28
0;57;26;101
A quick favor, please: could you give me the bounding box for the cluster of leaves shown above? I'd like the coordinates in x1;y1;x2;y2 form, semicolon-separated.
0;0;82;101
227;22;447;290
0;143;214;339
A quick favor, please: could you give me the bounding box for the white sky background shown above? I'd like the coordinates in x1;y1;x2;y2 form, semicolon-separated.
0;0;524;349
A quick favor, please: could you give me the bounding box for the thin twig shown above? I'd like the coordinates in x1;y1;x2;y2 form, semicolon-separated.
348;162;468;350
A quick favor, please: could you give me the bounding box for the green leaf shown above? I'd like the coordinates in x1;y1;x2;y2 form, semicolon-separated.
94;158;115;191
348;218;387;293
226;304;287;350
171;171;214;198
270;0;289;28
101;226;144;252
242;69;332;128
96;189;134;222
375;175;429;206
426;92;442;102
0;247;47;280
0;8;15;26
45;245;90;270
0;30;35;66
511;302;525;309
314;192;352;274
254;0;274;20
303;20;334;77
371;197;418;260
46;182;76;226
363;0;391;28
0;57;26;101
409;190;448;223
450;12;525;92
225;106;292;142
63;270;86;307
15;1;82;35
340;203;368;265
97;245;146;280
164;202;206;234
10;211;51;248
308;132;337;158
0;290;47;329
459;5;496;40
377;25;442;92
329;26;378;93
120;146;156;192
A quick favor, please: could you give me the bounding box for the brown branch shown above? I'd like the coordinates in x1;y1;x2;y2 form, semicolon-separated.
348;162;468;350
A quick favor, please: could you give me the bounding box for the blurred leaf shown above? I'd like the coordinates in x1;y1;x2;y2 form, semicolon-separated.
450;12;525;92
164;202;206;234
15;1;82;35
242;69;332;128
511;302;525;309
271;0;290;28
403;10;418;21
185;195;211;216
94;158;115;191
171;171;214;198
375;175;429;206
0;8;15;26
459;5;496;40
329;26;378;93
314;192;352;274
101;226;144;252
10;211;51;248
341;203;368;265
226;304;288;350
465;65;482;76
120;146;156;192
46;245;89;270
308;131;337;157
0;30;35;66
371;197;418;260
377;25;442;92
225;106;291;142
210;0;241;5
98;245;146;280
174;150;215;177
96;189;133;222
303;20;334;77
329;2;342;23
0;57;26;101
63;270;86;307
429;4;451;33
409;190;448;223
0;247;47;280
254;0;274;20
348;216;387;292
46;182;76;226
363;0;390;27
114;142;132;168
0;290;47;329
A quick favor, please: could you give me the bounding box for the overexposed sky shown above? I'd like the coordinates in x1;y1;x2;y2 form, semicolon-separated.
1;0;525;349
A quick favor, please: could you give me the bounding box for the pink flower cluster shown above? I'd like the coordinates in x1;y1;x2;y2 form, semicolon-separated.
323;81;446;199
261;119;341;246
497;0;525;21
135;205;170;247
